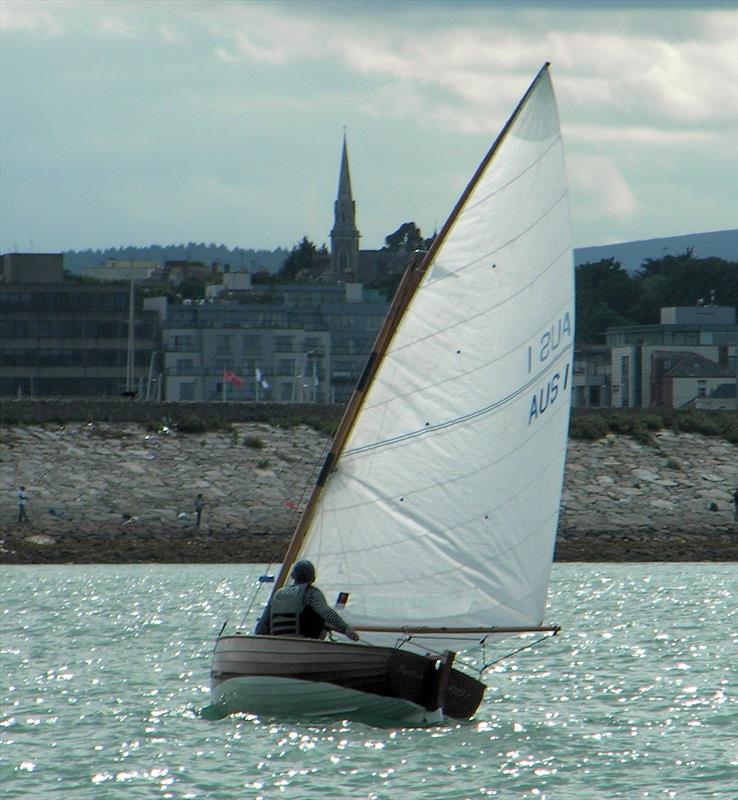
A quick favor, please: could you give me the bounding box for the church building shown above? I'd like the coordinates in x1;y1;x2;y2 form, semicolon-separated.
325;136;411;287
329;135;361;282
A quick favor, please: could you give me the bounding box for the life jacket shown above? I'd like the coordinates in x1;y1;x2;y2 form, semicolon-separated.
269;585;308;636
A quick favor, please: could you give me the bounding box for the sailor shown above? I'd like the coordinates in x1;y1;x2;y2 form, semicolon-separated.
255;560;359;641
17;486;28;523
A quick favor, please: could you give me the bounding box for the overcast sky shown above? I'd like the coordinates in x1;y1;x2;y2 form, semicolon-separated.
1;0;736;256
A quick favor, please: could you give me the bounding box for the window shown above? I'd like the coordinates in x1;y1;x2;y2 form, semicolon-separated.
179;382;195;400
280;382;293;401
275;335;294;353
620;355;630;408
172;335;194;350
243;335;261;354
216;335;233;355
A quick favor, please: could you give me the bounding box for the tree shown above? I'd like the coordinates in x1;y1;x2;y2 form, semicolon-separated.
575;258;639;342
278;236;319;281
177;275;207;300
384;222;425;254
632;250;738;320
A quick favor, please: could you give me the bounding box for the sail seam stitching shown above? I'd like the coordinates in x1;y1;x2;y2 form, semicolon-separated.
345;341;573;456
384;197;571;359
464;135;562;213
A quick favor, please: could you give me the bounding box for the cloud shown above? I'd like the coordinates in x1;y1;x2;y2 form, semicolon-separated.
1;0;735;251
159;24;186;45
205;3;321;65
189;3;737;142
214;46;239;65
566;125;720;146
95;14;136;38
4;2;734;133
568;156;637;219
0;0;67;35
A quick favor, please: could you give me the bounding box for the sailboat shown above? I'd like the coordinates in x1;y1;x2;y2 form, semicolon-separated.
204;63;574;726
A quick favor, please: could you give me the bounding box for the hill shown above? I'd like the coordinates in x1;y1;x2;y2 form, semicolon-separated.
62;243;289;274
574;229;738;274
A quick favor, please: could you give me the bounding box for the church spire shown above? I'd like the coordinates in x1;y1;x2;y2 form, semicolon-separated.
330;133;360;281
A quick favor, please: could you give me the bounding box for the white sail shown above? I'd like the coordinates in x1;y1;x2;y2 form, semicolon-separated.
297;66;573;647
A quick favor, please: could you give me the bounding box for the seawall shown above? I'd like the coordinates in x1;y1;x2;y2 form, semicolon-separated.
1;419;736;563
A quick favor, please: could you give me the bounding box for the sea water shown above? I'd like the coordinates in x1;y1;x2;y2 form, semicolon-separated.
1;563;735;800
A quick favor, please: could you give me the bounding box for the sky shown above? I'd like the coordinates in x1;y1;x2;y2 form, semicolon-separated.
1;0;736;256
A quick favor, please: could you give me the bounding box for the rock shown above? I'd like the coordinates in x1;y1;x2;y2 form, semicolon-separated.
631;468;661;482
25;534;55;546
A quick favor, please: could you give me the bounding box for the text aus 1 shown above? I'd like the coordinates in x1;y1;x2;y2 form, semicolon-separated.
526;312;572;425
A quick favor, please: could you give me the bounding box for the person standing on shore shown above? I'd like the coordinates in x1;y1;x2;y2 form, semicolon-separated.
17;486;28;523
194;493;204;527
733;487;738;522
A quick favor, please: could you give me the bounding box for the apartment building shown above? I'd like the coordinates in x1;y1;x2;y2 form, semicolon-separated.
606;306;737;409
155;283;388;403
0;255;159;398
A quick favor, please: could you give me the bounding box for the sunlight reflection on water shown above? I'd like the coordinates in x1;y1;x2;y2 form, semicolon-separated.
1;563;736;799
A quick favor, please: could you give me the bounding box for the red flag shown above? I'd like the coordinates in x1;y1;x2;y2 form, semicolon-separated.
223;369;244;388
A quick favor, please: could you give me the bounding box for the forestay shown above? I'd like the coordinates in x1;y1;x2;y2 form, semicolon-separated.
297;66;574;650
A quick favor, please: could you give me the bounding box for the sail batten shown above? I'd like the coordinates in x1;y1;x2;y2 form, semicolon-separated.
283;65;573;650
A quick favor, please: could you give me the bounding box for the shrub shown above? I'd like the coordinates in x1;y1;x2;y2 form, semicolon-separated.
244;436;265;450
640;414;664;431
569;414;609;440
672;411;722;437
569;408;737;445
175;416;208;434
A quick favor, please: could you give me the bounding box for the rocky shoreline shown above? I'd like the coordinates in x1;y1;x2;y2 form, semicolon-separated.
1;423;736;564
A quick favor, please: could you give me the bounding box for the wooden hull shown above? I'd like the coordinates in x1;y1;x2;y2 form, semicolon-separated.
204;635;485;725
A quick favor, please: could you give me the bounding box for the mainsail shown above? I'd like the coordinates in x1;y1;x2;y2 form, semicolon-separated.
281;65;573;649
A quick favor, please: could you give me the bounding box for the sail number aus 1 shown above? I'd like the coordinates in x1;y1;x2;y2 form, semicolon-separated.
526;311;573;425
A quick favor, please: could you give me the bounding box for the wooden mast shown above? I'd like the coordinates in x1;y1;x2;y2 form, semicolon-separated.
273;63;553;592
273;249;430;589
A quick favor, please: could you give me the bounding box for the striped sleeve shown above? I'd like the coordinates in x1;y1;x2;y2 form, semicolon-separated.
305;587;349;633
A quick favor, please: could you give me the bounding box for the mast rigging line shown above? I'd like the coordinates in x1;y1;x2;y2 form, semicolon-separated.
480;629;559;675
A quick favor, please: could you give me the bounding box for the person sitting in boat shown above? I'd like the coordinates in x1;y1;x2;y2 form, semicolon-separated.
255;560;359;641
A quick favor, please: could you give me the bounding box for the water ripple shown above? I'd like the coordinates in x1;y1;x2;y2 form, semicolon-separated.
2;563;736;799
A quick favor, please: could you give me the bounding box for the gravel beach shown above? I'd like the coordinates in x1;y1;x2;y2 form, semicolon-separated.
2;423;736;563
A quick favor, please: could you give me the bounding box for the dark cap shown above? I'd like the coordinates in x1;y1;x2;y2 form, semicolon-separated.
291;560;316;584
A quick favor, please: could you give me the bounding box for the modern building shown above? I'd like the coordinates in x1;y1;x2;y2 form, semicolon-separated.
0;265;160;398
155;282;388;403
1;252;64;284
572;345;611;408
606;306;737;409
80;258;161;282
